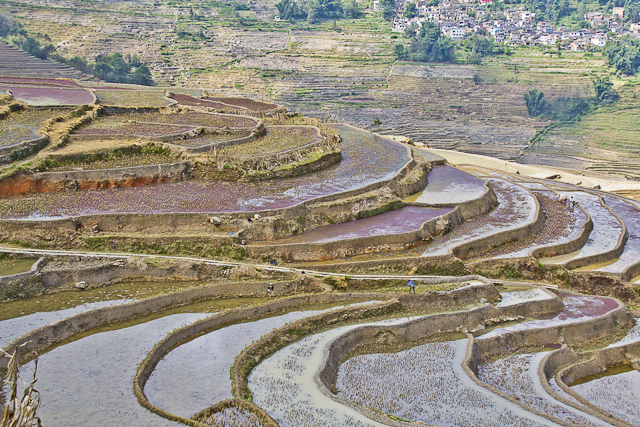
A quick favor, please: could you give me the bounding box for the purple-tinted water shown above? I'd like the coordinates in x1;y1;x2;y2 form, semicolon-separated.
415;165;487;204
595;196;640;274
0;126;409;218
557;192;623;263
257;206;453;245
478;295;620;339
422;179;537;257
478;353;607;426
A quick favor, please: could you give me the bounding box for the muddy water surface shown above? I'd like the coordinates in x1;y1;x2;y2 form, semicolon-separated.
147;300;382;417
257;206;453;245
571;369;640;425
422;179;537;257
0;126;409;218
415;165;487;205
479;295;619;340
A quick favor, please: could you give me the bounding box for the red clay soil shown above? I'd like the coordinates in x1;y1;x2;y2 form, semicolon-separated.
0;173;187;198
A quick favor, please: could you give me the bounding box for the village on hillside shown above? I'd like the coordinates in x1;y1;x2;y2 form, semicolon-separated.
387;0;638;51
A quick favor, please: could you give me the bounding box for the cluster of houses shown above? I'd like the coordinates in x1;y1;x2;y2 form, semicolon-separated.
383;0;639;50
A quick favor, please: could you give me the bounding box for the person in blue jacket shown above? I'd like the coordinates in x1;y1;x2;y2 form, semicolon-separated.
407;280;415;293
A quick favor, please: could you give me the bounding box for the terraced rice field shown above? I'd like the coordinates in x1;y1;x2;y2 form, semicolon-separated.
75;112;257;136
0;85;94;106
336;339;553;427
0;108;69;147
257;207;453;245
496;288;553;307
146;301;377;417
224;126;319;157
19;313;209;427
74;121;195;137
478;353;606;426
167;132;252;148
478;295;620;340
0;77;83;88
571;369;640;426
44;153;178;171
203;96;278;111
414;165;487;205
171;94;243;111
95;89;174;108
249;318;419;427
0;125;408;218
422;179;537;257
481;192;587;259
595;196;640;275
550;192;623;265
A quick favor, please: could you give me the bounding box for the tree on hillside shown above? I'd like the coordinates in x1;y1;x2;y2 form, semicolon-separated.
0;10;23;37
607;36;640;75
592;75;613;102
524;89;546;117
92;53;154;86
343;0;363;18
275;0;308;20
381;0;396;21
396;22;455;63
404;2;417;18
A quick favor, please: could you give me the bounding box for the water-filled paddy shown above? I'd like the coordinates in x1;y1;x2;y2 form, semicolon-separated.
337;338;554;427
146;300;381;417
0;86;95;106
18;313;207;427
0;125;408;218
0;256;36;276
414;165;487;205
595;196;640;274
545;192;623;265
571;369;640;425
497;288;553;307
488;192;587;259
249;317;419;427
478;352;607;426
256;206;453;245
478;295;619;340
422;179;537;257
0;108;69;147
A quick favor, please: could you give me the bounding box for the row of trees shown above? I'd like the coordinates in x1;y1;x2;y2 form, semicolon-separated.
274;0;363;22
1;9;153;85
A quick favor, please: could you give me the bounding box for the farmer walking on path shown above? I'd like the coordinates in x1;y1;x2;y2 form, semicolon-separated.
407;280;415;294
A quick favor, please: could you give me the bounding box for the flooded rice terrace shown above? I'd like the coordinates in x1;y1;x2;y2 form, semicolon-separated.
4;280;639;427
0;126;409;218
422;178;537;257
257;206;453;245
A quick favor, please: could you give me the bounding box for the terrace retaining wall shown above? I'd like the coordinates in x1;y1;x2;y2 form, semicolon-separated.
550;341;640;426
0;161;193;198
451;184;545;260
0;257;45;299
536;346;632;427
0;135;49;166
